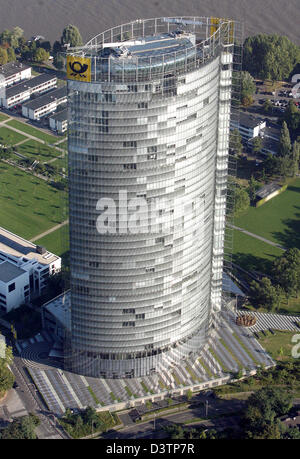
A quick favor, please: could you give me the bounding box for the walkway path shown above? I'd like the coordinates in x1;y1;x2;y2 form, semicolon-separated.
228;223;286;251
30;219;69;242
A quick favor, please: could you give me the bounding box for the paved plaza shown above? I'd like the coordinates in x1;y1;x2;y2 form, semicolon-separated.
236;311;300;333
12;309;282;417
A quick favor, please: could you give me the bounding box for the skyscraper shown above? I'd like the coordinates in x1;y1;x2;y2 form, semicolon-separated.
67;17;240;378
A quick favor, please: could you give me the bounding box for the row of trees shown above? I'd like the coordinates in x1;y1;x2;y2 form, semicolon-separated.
162;386;299;440
0;24;83;67
243;34;300;81
0;339;14;397
250;247;300;311
0;413;40;439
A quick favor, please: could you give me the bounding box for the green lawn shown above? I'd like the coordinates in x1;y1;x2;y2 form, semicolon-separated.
0;126;27;145
7;119;59;144
257;330;296;362
234;178;300;250
0;162;65;240
16;139;61;162
0;113;9;122
232;229;284;274
34;224;69;256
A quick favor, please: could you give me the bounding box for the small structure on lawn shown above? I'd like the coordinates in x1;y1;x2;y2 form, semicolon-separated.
255;182;286;207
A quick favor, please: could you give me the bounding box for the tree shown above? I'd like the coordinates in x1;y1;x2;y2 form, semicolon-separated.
248;175;260;202
0;47;8;65
39;41;51;53
261;153;281;177
291;140;300;177
234;186;250;216
53;53;65;70
272;248;300;299
33;47;49;63
229;129;243;156
240;71;256;104
279;121;292;157
61;24;83;48
263;99;273;114
243;387;293;439
53;40;62;55
252;136;263;155
243;34;300;81
250;277;284;312
6;46;16;62
283;101;300;136
0;365;15;396
0;413;40;439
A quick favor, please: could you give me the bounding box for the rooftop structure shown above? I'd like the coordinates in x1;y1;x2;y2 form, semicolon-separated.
0;226;60;266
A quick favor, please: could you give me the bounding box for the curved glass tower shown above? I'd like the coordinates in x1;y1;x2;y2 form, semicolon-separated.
67;17;237;378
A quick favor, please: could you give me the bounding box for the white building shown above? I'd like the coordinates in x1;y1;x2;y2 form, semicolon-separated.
231;112;266;141
0;261;29;313
0;227;61;312
22;86;67;121
0;74;57;109
0;61;31;88
49;108;68;134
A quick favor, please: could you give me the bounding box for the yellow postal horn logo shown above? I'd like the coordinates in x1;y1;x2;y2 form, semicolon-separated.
67;56;91;82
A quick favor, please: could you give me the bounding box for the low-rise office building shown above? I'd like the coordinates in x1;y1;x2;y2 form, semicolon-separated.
49;108;68;134
42;290;71;340
0;61;31;88
22;86;67;121
231;112;266;141
0;74;57;109
0;261;29;313
0;227;61;312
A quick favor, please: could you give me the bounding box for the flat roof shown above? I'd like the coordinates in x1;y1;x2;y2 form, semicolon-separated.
49;108;68;122
256;182;281;199
0;227;60;266
43;290;71;331
238;112;266;129
0;261;26;283
0;61;31;79
22;86;67;111
5;74;57;99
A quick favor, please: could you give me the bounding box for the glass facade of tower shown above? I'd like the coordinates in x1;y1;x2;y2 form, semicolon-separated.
67;17;236;378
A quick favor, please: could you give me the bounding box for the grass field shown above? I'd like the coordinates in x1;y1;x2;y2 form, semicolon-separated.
34;224;69;256
6;119;59;144
0;113;9;122
0;126;27;145
232;229;284;274
0;162;65;240
234;178;300;250
16;139;61;162
257;330;296;362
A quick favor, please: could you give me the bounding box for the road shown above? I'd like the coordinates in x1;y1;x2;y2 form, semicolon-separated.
101;396;246;439
0;329;68;439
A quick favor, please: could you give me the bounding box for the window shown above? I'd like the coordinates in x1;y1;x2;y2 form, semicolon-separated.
123;308;135;314
123;163;136;170
122;322;135;327
203;97;210;106
8;283;15;293
138;102;148;109
136;313;145;320
123;141;137;148
145;267;155;273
